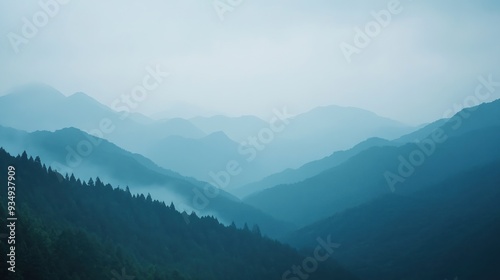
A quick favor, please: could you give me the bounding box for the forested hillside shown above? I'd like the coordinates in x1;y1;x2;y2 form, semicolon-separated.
285;161;500;279
0;148;356;280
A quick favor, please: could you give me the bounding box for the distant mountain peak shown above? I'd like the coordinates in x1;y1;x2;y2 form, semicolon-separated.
69;91;92;99
67;91;109;109
3;83;65;99
54;126;83;134
204;130;232;142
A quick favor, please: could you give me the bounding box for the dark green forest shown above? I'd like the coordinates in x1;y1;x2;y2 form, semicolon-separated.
0;148;356;280
285;161;500;279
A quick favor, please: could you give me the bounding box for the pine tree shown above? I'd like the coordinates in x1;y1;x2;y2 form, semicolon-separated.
95;177;103;188
252;224;262;237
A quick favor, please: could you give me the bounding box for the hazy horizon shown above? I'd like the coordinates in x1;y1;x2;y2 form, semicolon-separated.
1;0;500;125
0;82;449;125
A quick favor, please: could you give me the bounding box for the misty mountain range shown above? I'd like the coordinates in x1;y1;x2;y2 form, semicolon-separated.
0;83;414;187
1;83;499;279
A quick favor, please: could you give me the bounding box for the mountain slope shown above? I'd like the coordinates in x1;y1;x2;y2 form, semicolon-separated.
0;84;207;153
284;161;500;280
275;105;413;165
0;84;415;189
394;99;500;144
190;115;270;142
234;137;394;198
394;118;448;144
0;149;358;280
191;106;414;183
0;126;293;237
244;100;500;226
146;131;241;182
239;99;500;199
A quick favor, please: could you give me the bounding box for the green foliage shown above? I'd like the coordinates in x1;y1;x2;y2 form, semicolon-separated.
0;148;356;280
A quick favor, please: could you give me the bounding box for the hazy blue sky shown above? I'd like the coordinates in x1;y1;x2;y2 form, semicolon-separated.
1;0;499;124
